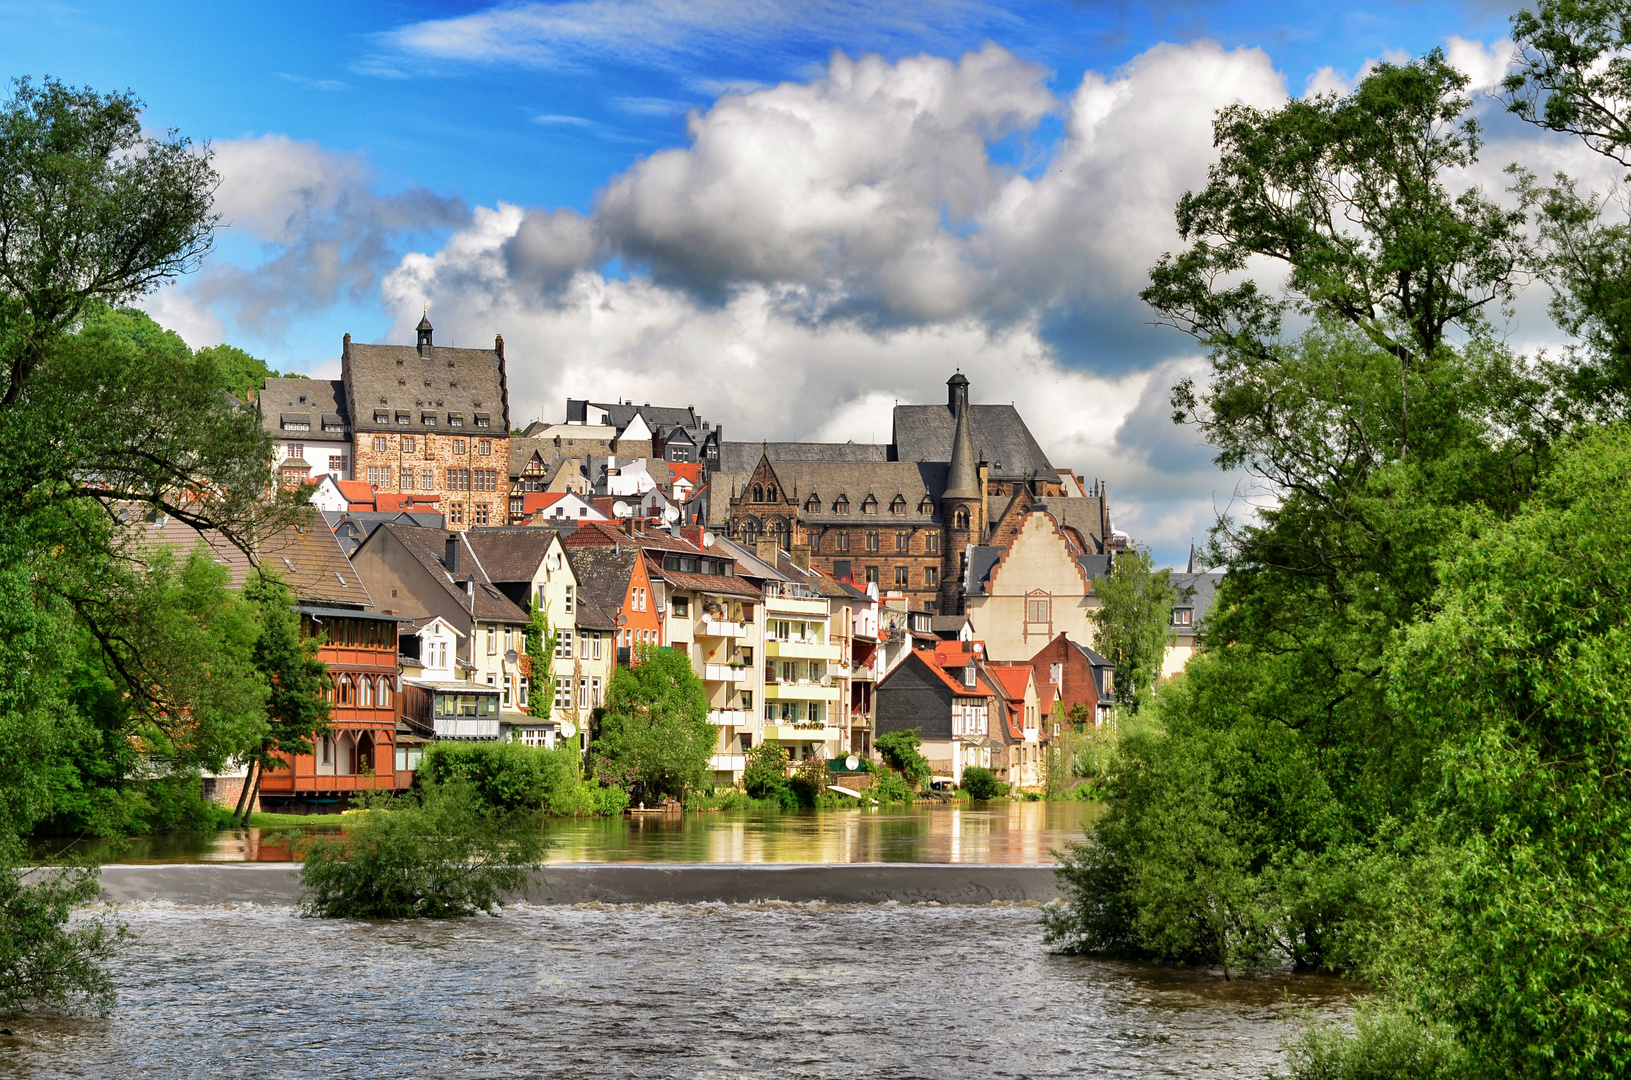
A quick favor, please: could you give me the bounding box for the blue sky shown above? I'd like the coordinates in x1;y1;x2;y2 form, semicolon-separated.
2;1;1546;564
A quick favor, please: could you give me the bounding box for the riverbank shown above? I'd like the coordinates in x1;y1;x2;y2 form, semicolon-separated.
95;861;1065;905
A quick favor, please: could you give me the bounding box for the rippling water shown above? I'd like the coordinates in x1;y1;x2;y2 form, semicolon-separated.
42;801;1104;866
1;903;1353;1079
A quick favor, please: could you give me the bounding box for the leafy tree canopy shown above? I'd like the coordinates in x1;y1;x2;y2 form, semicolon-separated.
593;646;713;800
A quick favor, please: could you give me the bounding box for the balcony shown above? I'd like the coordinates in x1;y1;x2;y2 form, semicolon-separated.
697;617;745;639
764;639;834;660
761;723;839;742
763;680;841;701
703;663;752;683
709;753;747;772
707;708;748;726
764;593;829;617
431;717;501;740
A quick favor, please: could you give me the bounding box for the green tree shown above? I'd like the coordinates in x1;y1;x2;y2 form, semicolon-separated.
593;646;713;799
1087;545;1179;714
875;728;930;788
193;343;273;403
742;741;792;803
961;765;999;801
0;840;127;1017
524;601;559;721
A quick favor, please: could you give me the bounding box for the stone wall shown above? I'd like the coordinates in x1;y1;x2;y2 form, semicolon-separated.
351;430;511;531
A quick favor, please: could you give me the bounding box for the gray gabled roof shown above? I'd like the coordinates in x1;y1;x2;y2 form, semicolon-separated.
260;378;349;436
570;399;699;434
1169;571;1224;632
464;528;554;585
564;546;638;620
377;524;528;624
965;545;1004;596
891;403;1058;483
322;510;443;555
343;339;509;434
1037;496;1109;555
715;441;889;473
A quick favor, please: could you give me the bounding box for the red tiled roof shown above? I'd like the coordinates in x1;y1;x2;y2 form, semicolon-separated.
987;663;1035;700
337;480;375;505
667;461;704;487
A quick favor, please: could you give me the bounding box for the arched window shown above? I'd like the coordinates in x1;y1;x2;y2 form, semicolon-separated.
337;675;353;705
753;485;764;501
766;486;777;502
377;678;392;708
891;495;906;515
359;675;373;707
954;508;970;529
769;519;788;545
805;494;820;512
743;518;761;542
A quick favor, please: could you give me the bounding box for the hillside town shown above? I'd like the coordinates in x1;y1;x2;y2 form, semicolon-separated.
200;316;1219;811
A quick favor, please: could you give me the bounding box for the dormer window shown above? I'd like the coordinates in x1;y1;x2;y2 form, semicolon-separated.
474;414;491;428
395;411;411;425
834;496;850;515
1173;607;1193;626
374;410;389;424
422;412;438;426
862;495;878;515
963;664;976;688
919;497;934;515
448;413;465;427
805;494;820;512
891;495;906;515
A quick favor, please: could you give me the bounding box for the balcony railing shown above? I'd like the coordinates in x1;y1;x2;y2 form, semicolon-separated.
707;708;748;726
703;663;751;683
697;617;745;638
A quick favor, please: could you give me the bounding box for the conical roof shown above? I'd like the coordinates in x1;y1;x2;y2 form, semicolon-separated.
944;394;980;500
416;313;434;331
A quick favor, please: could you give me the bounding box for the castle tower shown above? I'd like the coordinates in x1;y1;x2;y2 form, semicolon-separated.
940;371;981;614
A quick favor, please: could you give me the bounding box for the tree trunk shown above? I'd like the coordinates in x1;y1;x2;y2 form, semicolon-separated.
243;762;265;822
232;759;259;824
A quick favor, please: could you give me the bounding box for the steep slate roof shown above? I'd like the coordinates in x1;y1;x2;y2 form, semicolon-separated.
716;441;889;473
573;599;618;631
343;336;509;434
569;399;699;434
965;546;1004;597
891;403;1058;484
322;510;442;555
378;524;528;623
1169;570;1225;630
1036;497;1109;555
128;510;371;608
259;378;348;436
736;461;949;525
464;528;554;584
565;546;638;620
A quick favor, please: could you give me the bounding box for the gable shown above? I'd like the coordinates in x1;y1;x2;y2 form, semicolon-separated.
985;513;1092;597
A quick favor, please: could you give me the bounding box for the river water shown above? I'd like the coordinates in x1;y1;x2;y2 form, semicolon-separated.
0;902;1353;1079
45;801;1104;865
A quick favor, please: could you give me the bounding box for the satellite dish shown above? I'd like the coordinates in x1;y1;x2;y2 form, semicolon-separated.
702;530;716;547
558;720;577;739
504;649;518;664
845;755;860;770
663;504;680;523
613;501;633;518
545;552;561;571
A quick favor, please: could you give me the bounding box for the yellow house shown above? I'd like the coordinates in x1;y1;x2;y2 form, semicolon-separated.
963;511;1110;662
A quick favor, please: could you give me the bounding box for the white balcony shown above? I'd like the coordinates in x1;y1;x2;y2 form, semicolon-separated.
431;717;501;740
709;753;747;773
707;708;748;726
704;664;751;683
697;617;745;639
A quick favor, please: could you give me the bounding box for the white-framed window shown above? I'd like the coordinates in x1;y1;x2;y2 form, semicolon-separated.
378;678;392;708
591;631;602;660
565;585;574;613
556;629;573;658
519;676;529;708
554;677;572;710
1173;607;1194;626
590;677;602;707
1050;662;1063;685
487;624;498;655
502;678;512;707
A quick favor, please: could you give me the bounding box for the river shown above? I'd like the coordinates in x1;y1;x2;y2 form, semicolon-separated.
0;902;1353;1079
42;801;1105;865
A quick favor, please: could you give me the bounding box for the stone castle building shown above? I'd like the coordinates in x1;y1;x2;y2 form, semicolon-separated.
709;373;1110;615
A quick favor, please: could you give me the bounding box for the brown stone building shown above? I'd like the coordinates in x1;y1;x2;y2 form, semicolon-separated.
709;373;1103;616
343;315;511;532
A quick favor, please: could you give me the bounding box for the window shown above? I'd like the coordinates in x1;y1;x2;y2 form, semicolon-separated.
502;678;512;707
834;496;849;514
1027;597;1051;623
403;436;416;453
926;532;940;554
359;676;373;706
578;678;591;710
925;566;939;586
373;437;389;452
487;624;498;655
478;439;491;456
554;677;572;710
518;676;529;708
366;466;392;486
963;665;977;688
919;497;934;515
420;469;435;490
449;413;464;427
328;455;346;473
805;494;820;512
374;411;389;425
473;469;498;491
766;486;777;501
895;531;908;552
564;585;574;613
378;678;392;708
672;596;689;617
865;531;879;552
954;508;970;529
891;495;906;515
396;411;411;425
836;532;849;552
449;503;464;525
592;631;603;660
1173;607;1194;626
475;414;491;428
286;443;304;460
337;675;353;704
447;468;471;490
452;439;467;455
865;566;879;584
556;629;574;659
753;485;764;501
472;504;490;525
1050;662;1063;685
862;495;878;514
894;566;909;586
590;677;602;707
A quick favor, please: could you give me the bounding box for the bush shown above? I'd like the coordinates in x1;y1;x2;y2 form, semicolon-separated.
743;742;791;801
0;843;128;1017
788;754;828;807
1280;1005;1466;1080
962;766;999;800
684;788;751;811
875;729;930;788
593;785;630;816
417;741;574;813
294;781;548;918
867;765;913;805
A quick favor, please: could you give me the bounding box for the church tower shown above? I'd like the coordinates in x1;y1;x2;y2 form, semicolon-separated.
939;371;981;614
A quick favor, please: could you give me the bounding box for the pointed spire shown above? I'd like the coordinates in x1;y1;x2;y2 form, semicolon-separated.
944;376;980;500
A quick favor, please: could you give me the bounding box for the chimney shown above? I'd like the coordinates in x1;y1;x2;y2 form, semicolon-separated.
756;538;779;565
444;534;460;575
791;543;811;570
681;524;705;549
494;334;505;359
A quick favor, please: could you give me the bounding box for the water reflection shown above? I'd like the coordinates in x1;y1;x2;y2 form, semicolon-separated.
0;904;1355;1079
38;801;1104;865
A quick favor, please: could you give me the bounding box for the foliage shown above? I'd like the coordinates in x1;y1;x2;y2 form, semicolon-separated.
1279;1005;1467;1080
962;766;999;801
788;753;828;807
193;344;274;403
418;740;580;814
742;741;792;803
874;728;930;788
523;601;558;720
593;645;714;799
294;781;548;919
1087;545;1178;713
0;841;128;1017
234;569;332;819
866;764;913;805
686;788;751;811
